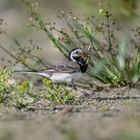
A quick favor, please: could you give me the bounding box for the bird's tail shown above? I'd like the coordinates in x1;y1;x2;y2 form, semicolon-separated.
14;70;37;73
14;70;41;76
14;70;50;77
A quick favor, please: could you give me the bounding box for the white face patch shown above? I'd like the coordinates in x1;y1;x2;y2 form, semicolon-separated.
70;49;83;62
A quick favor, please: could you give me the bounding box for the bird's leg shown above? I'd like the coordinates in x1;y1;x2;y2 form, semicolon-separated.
71;81;76;90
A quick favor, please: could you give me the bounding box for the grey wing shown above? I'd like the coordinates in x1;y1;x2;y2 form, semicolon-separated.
55;60;80;73
38;61;80;76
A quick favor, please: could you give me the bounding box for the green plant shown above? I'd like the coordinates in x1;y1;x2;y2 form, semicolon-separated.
11;80;37;109
20;1;139;87
42;78;75;105
0;66;74;107
0;1;139;88
0;67;40;107
0;67;13;102
0;29;49;71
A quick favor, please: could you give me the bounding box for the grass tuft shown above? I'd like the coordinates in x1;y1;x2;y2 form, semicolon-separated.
42;78;75;105
0;1;139;90
20;1;140;87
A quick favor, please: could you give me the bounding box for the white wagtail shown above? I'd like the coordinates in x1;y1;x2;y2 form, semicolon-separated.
15;48;89;88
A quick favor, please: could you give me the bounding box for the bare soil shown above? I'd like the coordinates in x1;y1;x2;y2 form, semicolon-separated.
0;86;140;140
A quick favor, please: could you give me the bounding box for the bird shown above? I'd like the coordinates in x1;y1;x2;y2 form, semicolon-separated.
15;48;89;88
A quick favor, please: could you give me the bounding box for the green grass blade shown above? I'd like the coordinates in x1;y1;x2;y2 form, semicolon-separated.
117;37;128;70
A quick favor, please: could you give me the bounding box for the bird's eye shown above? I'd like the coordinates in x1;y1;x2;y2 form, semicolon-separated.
75;51;78;54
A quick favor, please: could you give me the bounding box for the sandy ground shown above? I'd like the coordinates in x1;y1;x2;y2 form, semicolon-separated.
0;86;140;140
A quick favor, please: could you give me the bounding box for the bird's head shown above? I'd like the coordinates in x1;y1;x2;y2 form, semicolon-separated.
69;48;90;65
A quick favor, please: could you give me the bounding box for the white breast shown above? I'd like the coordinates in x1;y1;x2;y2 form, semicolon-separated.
50;72;83;83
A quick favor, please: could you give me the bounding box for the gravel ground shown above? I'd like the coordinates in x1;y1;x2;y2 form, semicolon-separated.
0;86;140;140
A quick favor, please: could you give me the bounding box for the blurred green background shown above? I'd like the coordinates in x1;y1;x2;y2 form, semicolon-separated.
0;0;140;66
